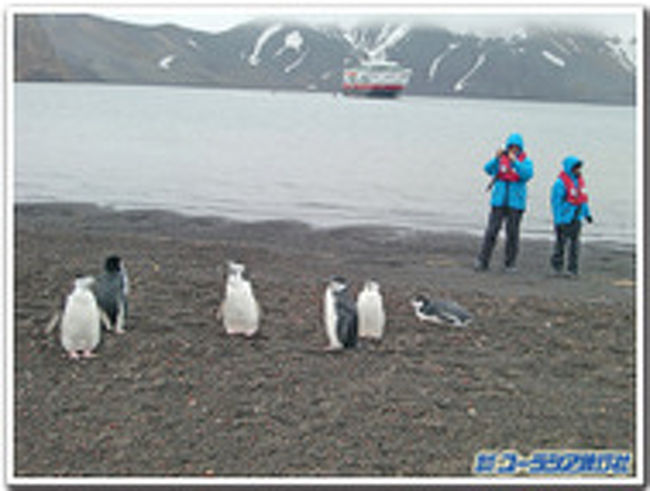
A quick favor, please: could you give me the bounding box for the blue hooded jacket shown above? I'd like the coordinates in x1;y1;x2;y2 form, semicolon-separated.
484;133;534;210
551;156;592;225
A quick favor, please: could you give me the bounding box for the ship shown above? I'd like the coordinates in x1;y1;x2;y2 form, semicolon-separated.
342;60;412;98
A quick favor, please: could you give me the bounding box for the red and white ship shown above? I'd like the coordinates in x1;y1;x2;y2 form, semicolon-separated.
342;60;412;98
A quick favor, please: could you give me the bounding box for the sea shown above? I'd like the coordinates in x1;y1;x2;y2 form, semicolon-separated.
14;83;637;247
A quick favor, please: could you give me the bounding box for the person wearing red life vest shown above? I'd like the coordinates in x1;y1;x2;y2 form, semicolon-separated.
475;133;534;272
550;156;593;276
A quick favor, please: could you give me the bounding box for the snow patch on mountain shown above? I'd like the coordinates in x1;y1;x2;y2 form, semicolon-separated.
249;23;283;67
342;24;410;61
375;24;399;50
275;30;304;57
622;38;637;64
367;24;409;60
285;30;303;51
158;55;175;70
565;37;582;53
542;50;566;68
606;39;635;73
428;42;460;81
342;29;359;48
284;48;309;74
509;27;528;41
550;38;571;56
454;52;486;92
187;38;198;49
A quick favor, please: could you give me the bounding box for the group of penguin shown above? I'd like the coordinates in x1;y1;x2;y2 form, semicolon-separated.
48;256;473;360
46;255;129;359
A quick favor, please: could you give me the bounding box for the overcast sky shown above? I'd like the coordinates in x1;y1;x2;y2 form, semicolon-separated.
96;7;637;39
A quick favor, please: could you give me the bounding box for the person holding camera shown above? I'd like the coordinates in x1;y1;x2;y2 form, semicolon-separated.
475;133;534;273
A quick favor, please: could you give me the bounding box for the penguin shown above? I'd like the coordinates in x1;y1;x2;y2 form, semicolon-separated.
92;255;129;334
60;276;101;359
219;261;260;337
356;280;386;340
324;277;358;350
411;294;473;327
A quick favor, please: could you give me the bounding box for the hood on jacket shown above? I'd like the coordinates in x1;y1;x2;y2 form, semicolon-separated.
562;155;583;175
505;133;524;151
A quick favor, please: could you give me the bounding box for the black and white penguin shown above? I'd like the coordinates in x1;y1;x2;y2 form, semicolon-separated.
324;277;358;350
60;276;101;359
219;261;260;337
92;255;129;334
356;280;385;340
411;294;473;327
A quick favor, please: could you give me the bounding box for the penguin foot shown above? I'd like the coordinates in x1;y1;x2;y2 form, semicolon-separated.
100;312;113;331
324;345;342;352
81;350;97;359
68;351;80;360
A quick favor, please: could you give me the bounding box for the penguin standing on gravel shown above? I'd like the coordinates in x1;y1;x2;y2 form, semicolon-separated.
92;255;129;334
60;276;102;360
324;277;358;350
356;280;385;340
219;261;260;337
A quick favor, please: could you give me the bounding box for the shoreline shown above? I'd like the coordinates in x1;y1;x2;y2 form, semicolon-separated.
13;200;636;251
16;80;635;108
12;201;637;477
13;202;636;303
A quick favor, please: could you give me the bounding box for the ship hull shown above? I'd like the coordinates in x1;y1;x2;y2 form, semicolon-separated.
342;84;405;98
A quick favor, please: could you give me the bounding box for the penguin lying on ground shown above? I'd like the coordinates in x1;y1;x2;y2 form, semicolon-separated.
59;276;102;360
92;255;129;334
218;261;260;337
411;294;473;327
324;277;358;350
356;280;385;340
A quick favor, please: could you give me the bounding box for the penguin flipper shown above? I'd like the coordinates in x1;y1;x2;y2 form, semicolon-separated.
44;311;61;335
115;301;126;334
99;308;114;331
215;301;224;322
439;310;459;325
445;303;472;327
255;300;262;320
45;290;71;335
336;307;358;348
92;273;122;323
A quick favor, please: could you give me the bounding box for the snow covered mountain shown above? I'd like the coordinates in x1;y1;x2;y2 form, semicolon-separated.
15;14;636;105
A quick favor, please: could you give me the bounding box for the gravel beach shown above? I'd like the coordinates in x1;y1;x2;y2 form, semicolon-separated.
13;202;637;478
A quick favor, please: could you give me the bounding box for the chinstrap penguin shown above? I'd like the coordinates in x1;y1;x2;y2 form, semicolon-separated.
324;276;358;350
219;261;260;337
356;280;386;340
411;294;473;327
92;255;129;334
60;276;102;360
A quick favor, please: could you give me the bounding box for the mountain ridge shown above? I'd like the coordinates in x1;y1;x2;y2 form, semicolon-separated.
14;14;636;105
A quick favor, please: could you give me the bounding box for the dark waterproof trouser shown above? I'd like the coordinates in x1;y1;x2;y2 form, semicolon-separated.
550;220;581;274
477;206;524;268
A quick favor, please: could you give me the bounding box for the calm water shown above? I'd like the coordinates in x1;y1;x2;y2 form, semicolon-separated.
15;83;637;246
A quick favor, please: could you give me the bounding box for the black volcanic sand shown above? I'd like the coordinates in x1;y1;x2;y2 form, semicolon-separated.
14;203;636;478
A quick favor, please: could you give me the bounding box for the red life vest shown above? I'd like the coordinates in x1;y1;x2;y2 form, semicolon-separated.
559;170;588;205
496;152;526;182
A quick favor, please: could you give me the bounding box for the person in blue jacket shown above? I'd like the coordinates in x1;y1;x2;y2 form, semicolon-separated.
475;133;534;272
550;156;593;276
